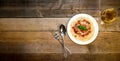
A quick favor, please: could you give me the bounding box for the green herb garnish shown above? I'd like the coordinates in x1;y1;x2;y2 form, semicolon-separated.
77;25;87;30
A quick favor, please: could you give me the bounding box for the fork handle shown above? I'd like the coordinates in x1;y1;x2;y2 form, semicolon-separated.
58;39;71;58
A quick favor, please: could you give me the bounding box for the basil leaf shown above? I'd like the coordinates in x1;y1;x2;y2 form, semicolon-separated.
77;25;87;30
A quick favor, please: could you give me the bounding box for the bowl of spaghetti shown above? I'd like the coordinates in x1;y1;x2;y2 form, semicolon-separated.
67;14;99;45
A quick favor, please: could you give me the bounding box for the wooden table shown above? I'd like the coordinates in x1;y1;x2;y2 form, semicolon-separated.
0;0;120;61
0;18;120;61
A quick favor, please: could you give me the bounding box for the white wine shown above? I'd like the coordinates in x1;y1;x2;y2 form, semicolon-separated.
101;8;117;23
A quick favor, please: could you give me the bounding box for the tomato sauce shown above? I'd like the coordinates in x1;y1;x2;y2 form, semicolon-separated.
72;19;91;37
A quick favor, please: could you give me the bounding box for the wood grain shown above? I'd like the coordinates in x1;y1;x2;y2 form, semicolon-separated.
0;0;120;60
0;32;120;53
0;0;120;17
0;53;120;61
0;18;120;32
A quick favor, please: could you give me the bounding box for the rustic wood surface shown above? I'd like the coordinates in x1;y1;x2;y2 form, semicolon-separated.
0;0;120;61
0;31;120;53
0;53;120;61
0;18;120;32
0;18;120;61
0;0;120;17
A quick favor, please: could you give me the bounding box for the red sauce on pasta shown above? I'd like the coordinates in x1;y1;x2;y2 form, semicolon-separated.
72;19;91;37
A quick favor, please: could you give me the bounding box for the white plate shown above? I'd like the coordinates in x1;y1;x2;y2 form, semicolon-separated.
67;14;99;45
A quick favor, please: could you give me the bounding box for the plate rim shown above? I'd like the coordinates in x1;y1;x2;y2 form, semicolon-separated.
67;13;99;45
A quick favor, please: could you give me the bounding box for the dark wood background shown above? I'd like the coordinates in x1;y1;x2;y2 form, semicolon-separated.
0;0;119;18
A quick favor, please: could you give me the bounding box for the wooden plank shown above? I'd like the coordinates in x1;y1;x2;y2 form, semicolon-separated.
0;18;120;31
0;9;100;18
0;32;120;53
0;0;120;18
40;9;100;17
0;18;68;31
0;0;119;9
0;53;120;61
0;8;39;18
0;8;119;18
